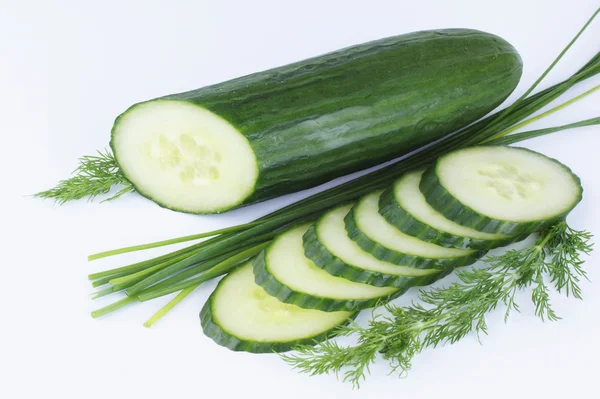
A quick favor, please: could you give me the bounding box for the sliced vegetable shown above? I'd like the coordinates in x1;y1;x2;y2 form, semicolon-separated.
346;191;484;267
85;12;600;326
303;204;445;288
109;29;522;214
379;169;521;249
283;220;594;386
420;146;583;235
253;224;399;312
201;262;354;353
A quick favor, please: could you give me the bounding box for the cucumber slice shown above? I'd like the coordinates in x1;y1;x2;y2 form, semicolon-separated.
112;100;259;214
420;146;583;235
304;204;445;288
346;191;484;267
201;262;354;353
380;169;520;249
253;223;399;312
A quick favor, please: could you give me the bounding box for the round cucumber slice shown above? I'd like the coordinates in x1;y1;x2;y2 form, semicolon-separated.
112;100;259;214
253;223;399;312
304;203;445;288
347;191;484;268
380;169;521;249
201;262;354;353
420;146;583;235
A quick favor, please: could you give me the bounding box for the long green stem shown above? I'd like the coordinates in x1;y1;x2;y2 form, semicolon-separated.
108;254;192;285
142;252;249;293
485;83;600;142
91;243;268;318
91;296;137;318
90;286;116;300
87;242;200;281
487;117;600;146
143;286;199;328
138;244;270;301
123;214;318;296
88;221;262;260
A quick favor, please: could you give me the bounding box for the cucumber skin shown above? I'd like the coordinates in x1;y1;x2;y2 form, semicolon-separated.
200;287;357;353
252;250;404;312
419;147;583;236
345;204;486;268
112;29;522;214
303;224;451;288
378;184;525;250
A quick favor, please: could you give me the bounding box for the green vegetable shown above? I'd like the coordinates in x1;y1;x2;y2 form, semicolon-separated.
420;146;583;235
86;9;599;326
379;169;522;249
254;224;400;312
344;191;484;267
39;29;523;214
303;204;444;288
282;221;593;387
201;262;356;353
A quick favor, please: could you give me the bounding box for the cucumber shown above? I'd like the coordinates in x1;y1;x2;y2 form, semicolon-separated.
303;204;446;288
111;29;522;213
346;191;485;267
420;146;583;235
253;223;399;312
379;169;520;249
200;262;354;353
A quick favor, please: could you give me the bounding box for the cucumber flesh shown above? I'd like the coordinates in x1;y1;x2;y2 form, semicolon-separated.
380;169;515;249
310;204;441;279
348;190;480;267
201;262;353;353
112;100;259;213
253;223;398;312
421;146;583;235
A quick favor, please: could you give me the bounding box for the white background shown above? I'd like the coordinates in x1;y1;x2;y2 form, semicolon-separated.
2;1;599;398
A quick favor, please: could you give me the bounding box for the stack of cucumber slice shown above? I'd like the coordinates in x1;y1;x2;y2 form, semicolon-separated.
201;146;583;353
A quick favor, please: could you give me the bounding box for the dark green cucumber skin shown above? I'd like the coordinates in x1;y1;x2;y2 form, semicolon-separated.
303;224;450;288
252;250;403;312
200;283;357;354
345;204;486;268
419;147;583;236
379;184;525;250
112;29;522;213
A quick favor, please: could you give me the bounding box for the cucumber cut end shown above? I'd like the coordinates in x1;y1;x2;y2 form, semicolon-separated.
205;263;352;351
435;146;582;223
356;191;475;258
265;224;397;300
111;100;259;213
395;170;507;240
317;204;439;277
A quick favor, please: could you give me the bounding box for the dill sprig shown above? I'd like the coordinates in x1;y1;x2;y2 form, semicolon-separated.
35;149;134;204
281;221;593;388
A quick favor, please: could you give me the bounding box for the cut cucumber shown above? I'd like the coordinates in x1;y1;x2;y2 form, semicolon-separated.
380;169;520;249
346;191;484;267
113;101;258;213
253;223;399;312
420;146;583;235
111;30;522;214
201;262;354;353
304;204;445;288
